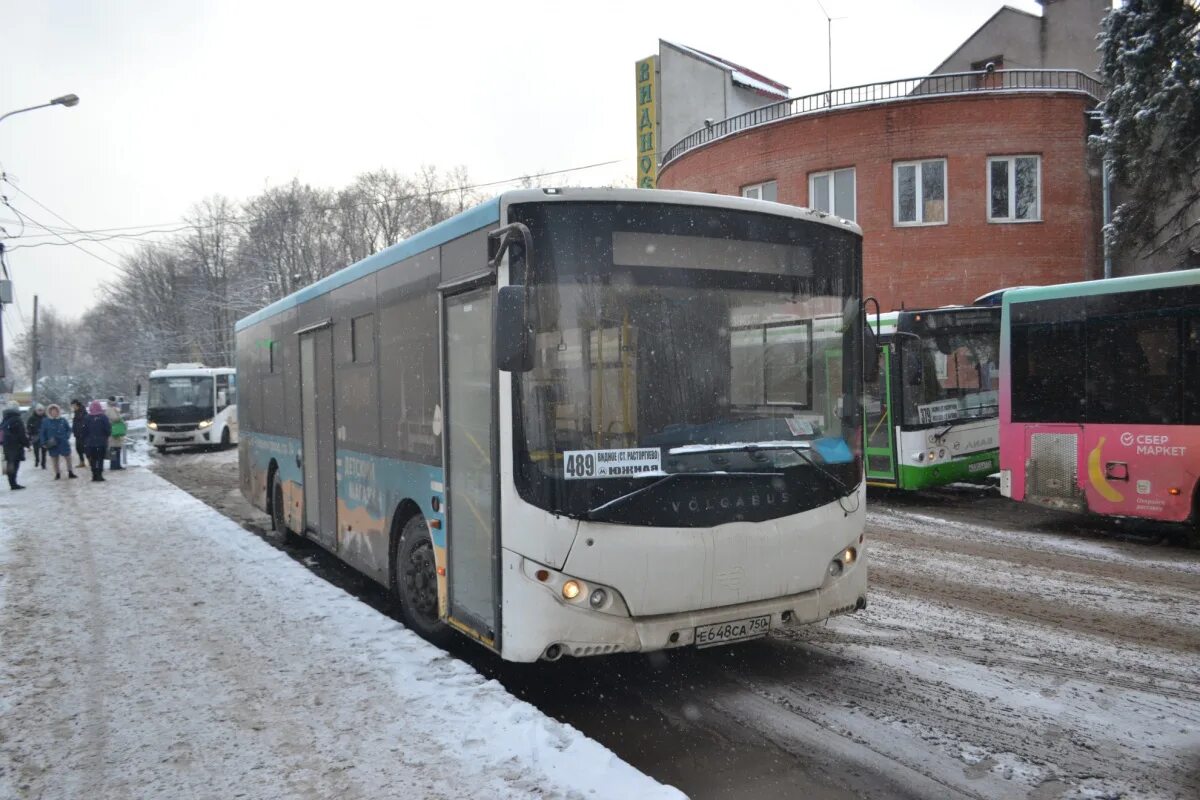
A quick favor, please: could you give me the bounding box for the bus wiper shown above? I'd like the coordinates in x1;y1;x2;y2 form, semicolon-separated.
670;442;855;502
585;470;783;518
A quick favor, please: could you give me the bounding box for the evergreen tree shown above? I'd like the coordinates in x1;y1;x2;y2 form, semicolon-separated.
1096;0;1200;268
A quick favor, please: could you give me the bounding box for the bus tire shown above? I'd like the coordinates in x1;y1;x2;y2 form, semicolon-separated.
271;471;297;545
394;514;452;646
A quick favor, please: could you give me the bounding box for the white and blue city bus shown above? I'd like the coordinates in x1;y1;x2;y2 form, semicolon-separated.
236;188;868;662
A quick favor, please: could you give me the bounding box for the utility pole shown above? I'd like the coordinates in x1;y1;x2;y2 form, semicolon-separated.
31;295;38;403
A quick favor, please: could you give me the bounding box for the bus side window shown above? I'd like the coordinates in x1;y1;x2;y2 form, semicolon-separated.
216;374;229;411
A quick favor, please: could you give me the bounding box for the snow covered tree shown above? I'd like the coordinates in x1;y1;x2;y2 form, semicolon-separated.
1096;0;1200;270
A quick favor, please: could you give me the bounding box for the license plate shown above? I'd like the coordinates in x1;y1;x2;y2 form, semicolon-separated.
968;460;993;473
166;436;192;442
694;615;771;648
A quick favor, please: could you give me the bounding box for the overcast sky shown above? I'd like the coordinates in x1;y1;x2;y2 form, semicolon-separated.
0;0;1046;331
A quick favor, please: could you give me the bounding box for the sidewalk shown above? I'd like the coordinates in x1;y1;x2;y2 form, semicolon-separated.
0;462;682;800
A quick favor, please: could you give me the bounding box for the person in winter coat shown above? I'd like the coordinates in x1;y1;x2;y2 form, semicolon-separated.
106;396;126;471
39;404;77;480
2;402;31;490
83;400;112;482
26;403;47;469
71;399;88;468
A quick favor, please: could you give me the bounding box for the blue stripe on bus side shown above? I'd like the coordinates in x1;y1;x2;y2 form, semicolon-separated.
242;431;445;547
234;195;502;332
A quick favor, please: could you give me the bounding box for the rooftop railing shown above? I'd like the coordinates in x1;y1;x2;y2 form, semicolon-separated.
660;69;1106;168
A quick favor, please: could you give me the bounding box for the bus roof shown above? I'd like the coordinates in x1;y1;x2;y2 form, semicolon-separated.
1001;268;1200;307
234;187;862;333
149;366;235;378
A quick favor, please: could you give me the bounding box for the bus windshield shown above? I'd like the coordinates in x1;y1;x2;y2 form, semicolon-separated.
900;323;999;427
148;376;214;412
510;201;863;527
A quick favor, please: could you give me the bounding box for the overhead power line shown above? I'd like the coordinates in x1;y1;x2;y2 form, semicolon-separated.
0;158;624;252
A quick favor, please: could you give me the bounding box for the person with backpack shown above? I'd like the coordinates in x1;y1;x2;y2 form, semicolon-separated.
2;402;31;490
26;403;47;469
106;396;127;471
83;400;112;482
71;399;88;468
39;404;77;480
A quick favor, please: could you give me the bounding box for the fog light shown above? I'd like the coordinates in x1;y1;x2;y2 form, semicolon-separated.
828;560;844;578
840;546;857;565
562;580;582;600
589;588;607;608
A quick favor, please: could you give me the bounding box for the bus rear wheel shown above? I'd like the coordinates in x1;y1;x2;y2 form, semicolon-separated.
394;515;452;646
271;472;296;545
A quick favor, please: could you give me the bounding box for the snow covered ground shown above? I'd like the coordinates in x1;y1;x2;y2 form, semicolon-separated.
0;464;682;800
143;450;1200;799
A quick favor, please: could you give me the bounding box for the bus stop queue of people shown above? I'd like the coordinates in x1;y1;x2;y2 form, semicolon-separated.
2;398;126;488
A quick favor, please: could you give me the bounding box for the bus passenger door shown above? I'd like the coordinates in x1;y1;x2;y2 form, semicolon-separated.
441;285;499;648
865;345;898;486
299;328;337;550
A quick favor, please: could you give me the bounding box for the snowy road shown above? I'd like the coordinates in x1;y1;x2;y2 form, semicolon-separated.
148;450;1200;799
0;462;680;800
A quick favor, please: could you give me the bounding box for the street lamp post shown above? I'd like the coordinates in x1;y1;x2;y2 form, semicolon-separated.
0;92;78;382
0;93;80;126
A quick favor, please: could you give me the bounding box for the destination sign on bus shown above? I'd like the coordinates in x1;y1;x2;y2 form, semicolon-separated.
562;447;663;480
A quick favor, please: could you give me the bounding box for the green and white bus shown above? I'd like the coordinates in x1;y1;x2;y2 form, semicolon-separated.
864;305;1000;490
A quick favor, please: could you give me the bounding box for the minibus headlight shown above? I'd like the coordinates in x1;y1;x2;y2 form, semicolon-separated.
147;421;158;430
198;419;213;429
562;580;582;600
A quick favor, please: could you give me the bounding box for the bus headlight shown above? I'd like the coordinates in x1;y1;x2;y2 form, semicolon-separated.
147;421;158;430
829;546;857;577
198;419;213;429
562;580;581;600
589;588;608;609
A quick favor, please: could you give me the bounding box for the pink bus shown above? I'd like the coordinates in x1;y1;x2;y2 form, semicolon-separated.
999;269;1200;530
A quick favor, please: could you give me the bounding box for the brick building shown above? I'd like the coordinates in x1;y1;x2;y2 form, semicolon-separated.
655;0;1112;310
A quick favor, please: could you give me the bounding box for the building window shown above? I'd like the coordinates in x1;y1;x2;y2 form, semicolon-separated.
809;168;856;221
742;181;777;202
351;313;374;363
894;159;947;226
988;155;1041;222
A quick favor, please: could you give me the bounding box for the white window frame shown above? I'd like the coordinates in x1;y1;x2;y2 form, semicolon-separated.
987;155;1042;223
741;180;777;202
808;167;856;221
893;159;948;227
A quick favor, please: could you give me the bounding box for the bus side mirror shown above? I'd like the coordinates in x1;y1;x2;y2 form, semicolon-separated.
496;285;534;373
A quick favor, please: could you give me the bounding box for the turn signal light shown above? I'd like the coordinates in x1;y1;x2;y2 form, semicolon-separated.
535;569;550;582
562;580;582;600
1168;487;1181;496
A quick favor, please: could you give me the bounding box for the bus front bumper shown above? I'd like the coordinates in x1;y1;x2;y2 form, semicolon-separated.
499;549;868;662
148;428;214;447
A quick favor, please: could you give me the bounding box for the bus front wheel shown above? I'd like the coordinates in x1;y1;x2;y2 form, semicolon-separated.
394;515;452;646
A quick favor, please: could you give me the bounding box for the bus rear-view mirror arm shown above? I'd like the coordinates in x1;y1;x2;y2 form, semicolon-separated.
489;223;536;373
863;297;882;384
